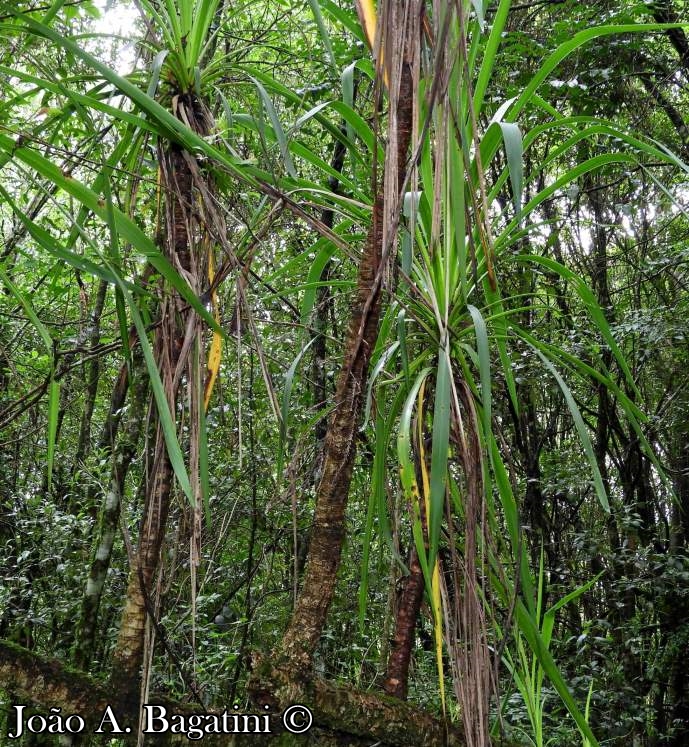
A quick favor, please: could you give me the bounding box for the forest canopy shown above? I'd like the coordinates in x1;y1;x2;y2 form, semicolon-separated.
0;0;688;745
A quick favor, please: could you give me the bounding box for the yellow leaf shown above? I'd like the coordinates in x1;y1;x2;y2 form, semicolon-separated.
203;252;222;411
418;381;446;715
354;0;376;51
353;0;388;86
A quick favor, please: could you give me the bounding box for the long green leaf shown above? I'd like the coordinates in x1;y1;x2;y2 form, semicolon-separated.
428;349;451;568
511;254;639;399
277;336;318;484
6;12;255;179
307;0;337;71
251;77;297;177
530;346;609;513
119;282;193;503
468;304;492;440
398;368;433;588
0;131;222;337
515;600;600;747
497;121;523;219
362;342;399;430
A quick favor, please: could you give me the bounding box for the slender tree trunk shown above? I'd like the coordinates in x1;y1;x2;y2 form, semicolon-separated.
110;437;174;691
382;544;425;699
312;135;348;455
72;278;108;477
383;434;430;701
74;355;147;671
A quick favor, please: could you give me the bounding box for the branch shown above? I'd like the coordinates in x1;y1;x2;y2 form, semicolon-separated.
637;69;689;159
247;656;470;747
1;640;486;746
0;639;127;726
649;0;689;76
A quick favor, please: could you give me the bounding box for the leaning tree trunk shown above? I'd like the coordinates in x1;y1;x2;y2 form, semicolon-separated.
1;638;472;747
274;0;416;676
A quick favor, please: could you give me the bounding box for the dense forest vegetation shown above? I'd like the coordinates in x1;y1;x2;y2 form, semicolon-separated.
1;0;688;744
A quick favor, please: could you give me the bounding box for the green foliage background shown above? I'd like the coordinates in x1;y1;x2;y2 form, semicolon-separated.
0;0;688;745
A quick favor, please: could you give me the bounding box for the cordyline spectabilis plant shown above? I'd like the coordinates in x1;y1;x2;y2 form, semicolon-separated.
260;2;682;745
0;0;684;743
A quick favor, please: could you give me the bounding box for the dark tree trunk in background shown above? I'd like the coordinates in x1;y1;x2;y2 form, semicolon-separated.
382;544;425;699
74;355;147;670
72;278;108;478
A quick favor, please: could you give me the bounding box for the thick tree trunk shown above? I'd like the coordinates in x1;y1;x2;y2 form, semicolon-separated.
0;639;131;731
277;39;414;675
1;640;482;746
248;657;466;746
110;126;200;694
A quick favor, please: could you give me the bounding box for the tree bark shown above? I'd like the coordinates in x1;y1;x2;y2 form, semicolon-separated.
110;101;207;693
74;355;147;671
382;544;425;699
1;640;482;746
248;656;465;746
277;26;415;675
